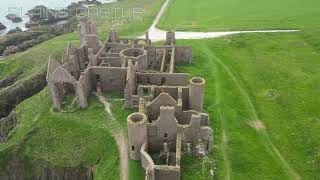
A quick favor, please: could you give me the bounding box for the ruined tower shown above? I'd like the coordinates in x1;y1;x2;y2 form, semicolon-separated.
127;112;148;160
189;77;205;112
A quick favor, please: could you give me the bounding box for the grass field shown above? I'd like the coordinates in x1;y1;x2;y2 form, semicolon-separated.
176;31;320;179
158;0;320;31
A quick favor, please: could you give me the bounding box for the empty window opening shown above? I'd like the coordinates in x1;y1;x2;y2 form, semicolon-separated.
132;146;135;151
96;74;101;82
143;88;149;96
161;77;166;85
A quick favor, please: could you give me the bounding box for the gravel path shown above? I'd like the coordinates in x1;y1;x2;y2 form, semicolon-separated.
139;0;299;41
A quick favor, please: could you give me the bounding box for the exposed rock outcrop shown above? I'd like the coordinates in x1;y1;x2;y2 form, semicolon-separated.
6;14;23;22
27;5;68;26
2;46;20;56
0;159;93;180
0;112;17;143
0;132;94;180
0;19;77;56
0;28;49;55
0;23;6;30
7;27;23;35
0;71;22;89
67;0;101;17
0;71;47;119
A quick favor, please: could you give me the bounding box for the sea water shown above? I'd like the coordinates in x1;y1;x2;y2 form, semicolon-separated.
0;0;117;35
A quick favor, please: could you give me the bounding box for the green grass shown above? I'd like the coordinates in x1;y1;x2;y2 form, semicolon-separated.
176;30;320;179
0;33;79;81
158;0;320;31
0;87;141;179
92;0;164;38
129;160;145;180
0;89;120;179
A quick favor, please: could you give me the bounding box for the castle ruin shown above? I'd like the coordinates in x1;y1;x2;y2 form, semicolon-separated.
46;17;213;180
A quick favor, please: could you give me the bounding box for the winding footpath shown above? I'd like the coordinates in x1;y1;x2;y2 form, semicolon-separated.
94;92;128;180
139;0;299;41
200;44;301;180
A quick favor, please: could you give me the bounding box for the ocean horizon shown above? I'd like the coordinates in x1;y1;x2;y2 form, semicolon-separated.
0;0;117;35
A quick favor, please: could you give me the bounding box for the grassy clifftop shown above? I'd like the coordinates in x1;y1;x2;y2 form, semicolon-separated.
177;30;320;179
0;89;120;179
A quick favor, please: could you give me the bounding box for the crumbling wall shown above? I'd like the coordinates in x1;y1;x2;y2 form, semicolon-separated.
154;165;180;180
181;110;209;126
61;56;81;80
140;143;155;169
136;73;189;86
145;49;166;71
47;57;61;81
156;106;178;143
90;67;127;92
180;114;213;153
174;46;192;64
99;57;123;67
76;46;89;70
125;60;137;107
79;69;92;98
106;43;132;53
47;66;77;109
146;93;177;121
94;44;106;65
175;132;182;166
152;86;189;108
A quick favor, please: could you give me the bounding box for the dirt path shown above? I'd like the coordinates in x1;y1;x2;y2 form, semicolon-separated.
205;45;232;180
94;92;128;180
139;0;299;41
200;43;301;180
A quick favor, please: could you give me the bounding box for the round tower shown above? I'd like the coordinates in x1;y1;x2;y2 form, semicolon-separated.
127;112;148;160
189;77;205;112
120;48;147;70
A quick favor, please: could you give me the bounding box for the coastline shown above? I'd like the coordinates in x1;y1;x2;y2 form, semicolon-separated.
0;0;117;36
